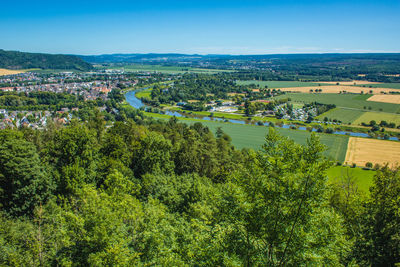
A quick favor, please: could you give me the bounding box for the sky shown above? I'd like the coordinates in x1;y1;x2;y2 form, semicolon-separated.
0;0;399;55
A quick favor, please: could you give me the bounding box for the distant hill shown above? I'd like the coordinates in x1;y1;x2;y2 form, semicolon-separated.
80;52;400;64
0;49;93;71
79;53;204;64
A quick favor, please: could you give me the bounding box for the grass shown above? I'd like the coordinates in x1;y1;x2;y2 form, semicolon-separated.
353;111;400;125
135;90;151;99
316;108;365;124
195;121;349;162
355;83;400;90
327;166;375;193
146;113;349;162
236;80;325;88
274;93;400;113
106;64;232;74
145;112;379;190
144;111;373;192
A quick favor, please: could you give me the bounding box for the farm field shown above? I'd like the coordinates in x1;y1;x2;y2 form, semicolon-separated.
107;64;232;74
188;119;349;162
367;94;400;104
319;81;382;85
345;137;400;168
352;111;400;126
327;166;375;193
272;85;397;94
316;108;365;124
0;68;25;76
236;80;323;88
357;83;400;89
144;112;349;162
274;93;400;113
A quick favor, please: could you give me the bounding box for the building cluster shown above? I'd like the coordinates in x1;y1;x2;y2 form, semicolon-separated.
0;109;53;129
1;81;116;101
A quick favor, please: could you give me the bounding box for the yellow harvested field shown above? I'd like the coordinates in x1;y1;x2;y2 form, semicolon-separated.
0;68;25;76
345;137;400;168
367;95;400;104
227;93;245;96
278;86;396;94
318;80;382;85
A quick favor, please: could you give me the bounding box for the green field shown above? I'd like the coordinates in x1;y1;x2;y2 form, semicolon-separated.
274;93;400;113
135;89;151;99
317;108;365;124
327;166;376;193
356;83;400;89
353;111;400;126
107;64;232;74
237;80;324;88
203;122;349;162
145;112;349;162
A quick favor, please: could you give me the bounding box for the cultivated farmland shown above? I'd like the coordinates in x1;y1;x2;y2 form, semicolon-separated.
319;81;382;85
316;108;365;124
352;112;400;126
273;86;397;94
144;112;349;162
236;80;322;88
357;83;400;89
345;137;400;168
0;68;25;76
188;120;349;162
367;94;400;104
273;93;400;113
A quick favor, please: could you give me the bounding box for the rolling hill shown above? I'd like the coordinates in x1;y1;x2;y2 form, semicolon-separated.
0;49;93;71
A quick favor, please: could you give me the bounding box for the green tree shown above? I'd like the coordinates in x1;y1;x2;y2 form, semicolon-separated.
354;167;400;266
218;129;349;266
0;137;54;217
133;132;174;176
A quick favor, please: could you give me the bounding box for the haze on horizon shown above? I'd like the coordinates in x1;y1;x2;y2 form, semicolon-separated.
1;0;399;55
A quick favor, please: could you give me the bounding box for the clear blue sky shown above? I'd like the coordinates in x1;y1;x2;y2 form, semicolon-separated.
0;0;399;55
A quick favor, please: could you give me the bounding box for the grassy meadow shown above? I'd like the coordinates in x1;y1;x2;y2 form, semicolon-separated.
145;112;349;162
236;80;323;88
356;83;400;89
353;111;400;125
327;166;375;193
274;93;400;113
316;108;365;124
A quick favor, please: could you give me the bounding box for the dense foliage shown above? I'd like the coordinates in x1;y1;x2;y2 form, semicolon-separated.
0;49;93;71
0;113;399;266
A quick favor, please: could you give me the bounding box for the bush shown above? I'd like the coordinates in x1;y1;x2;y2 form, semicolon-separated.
325;127;334;134
365;162;373;168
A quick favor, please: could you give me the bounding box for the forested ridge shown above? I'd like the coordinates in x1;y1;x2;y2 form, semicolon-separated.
0;112;399;266
0;49;93;71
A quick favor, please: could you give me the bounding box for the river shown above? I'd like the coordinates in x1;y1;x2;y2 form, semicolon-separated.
125;90;399;141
